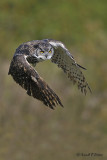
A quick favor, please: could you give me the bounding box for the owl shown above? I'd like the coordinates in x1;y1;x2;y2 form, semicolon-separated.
8;39;91;109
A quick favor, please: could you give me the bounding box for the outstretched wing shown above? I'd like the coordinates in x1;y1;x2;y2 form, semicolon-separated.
8;54;63;109
48;39;91;94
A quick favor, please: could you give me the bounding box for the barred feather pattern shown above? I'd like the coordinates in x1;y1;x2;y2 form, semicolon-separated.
8;39;91;109
49;40;91;95
8;55;63;109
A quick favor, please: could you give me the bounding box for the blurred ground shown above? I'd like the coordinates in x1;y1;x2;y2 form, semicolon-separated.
0;0;107;160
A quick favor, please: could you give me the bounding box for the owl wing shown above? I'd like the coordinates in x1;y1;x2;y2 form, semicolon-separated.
8;54;63;109
48;39;91;94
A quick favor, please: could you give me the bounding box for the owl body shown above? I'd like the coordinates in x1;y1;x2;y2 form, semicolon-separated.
8;39;91;109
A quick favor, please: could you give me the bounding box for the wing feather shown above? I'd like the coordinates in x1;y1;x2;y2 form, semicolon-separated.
8;54;63;109
48;39;91;94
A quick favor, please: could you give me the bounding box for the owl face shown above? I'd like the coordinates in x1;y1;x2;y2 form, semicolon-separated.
34;43;54;61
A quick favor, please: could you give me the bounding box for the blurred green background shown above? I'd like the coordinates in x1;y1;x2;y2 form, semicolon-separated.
0;0;107;159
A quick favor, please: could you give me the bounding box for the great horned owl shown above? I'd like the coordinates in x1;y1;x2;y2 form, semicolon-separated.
8;39;91;109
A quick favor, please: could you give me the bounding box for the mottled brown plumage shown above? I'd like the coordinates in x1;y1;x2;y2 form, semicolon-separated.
8;39;91;109
8;54;63;109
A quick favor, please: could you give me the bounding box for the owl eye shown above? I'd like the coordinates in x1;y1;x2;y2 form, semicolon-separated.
40;51;44;53
49;50;51;53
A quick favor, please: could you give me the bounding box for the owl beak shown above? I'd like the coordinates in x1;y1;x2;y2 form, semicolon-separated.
45;54;48;58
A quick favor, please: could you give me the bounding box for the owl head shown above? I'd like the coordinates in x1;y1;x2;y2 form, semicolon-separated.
33;42;54;61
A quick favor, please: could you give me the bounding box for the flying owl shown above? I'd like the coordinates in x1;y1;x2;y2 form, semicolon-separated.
8;39;91;109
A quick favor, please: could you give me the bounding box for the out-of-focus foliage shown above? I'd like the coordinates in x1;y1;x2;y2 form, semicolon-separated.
0;0;107;159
